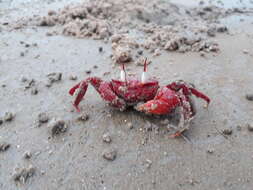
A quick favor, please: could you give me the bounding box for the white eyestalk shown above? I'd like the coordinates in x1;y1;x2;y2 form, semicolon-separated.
120;64;126;82
141;58;148;83
141;71;146;83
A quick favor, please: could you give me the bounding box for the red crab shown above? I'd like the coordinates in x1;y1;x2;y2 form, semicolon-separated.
69;59;210;137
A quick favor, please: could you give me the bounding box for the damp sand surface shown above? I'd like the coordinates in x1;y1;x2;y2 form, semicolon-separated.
1;0;253;189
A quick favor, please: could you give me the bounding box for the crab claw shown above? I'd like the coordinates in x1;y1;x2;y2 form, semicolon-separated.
137;100;171;115
137;86;180;115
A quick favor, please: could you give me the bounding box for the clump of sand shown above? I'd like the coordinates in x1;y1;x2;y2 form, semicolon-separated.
37;0;230;63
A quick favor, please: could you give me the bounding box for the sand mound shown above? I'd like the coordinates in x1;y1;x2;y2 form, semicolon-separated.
37;0;230;62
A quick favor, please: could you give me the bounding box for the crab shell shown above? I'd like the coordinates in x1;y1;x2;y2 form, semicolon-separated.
110;78;159;104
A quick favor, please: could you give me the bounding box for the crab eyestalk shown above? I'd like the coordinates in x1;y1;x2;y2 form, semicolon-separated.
120;64;127;82
141;58;148;83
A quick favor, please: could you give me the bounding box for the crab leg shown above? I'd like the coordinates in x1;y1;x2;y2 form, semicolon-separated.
169;90;193;138
72;82;88;112
189;87;210;105
69;77;126;112
69;82;81;96
69;81;89;112
98;82;126;111
69;77;102;112
167;81;210;105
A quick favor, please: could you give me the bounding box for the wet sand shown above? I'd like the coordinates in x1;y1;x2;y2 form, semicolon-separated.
1;0;253;189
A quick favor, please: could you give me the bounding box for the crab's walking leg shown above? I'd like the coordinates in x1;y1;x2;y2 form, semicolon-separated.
189;87;210;106
169;90;193;138
188;96;196;116
98;82;127;111
69;81;88;112
69;82;81;95
69;77;126;112
167;81;210;105
69;77;102;111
